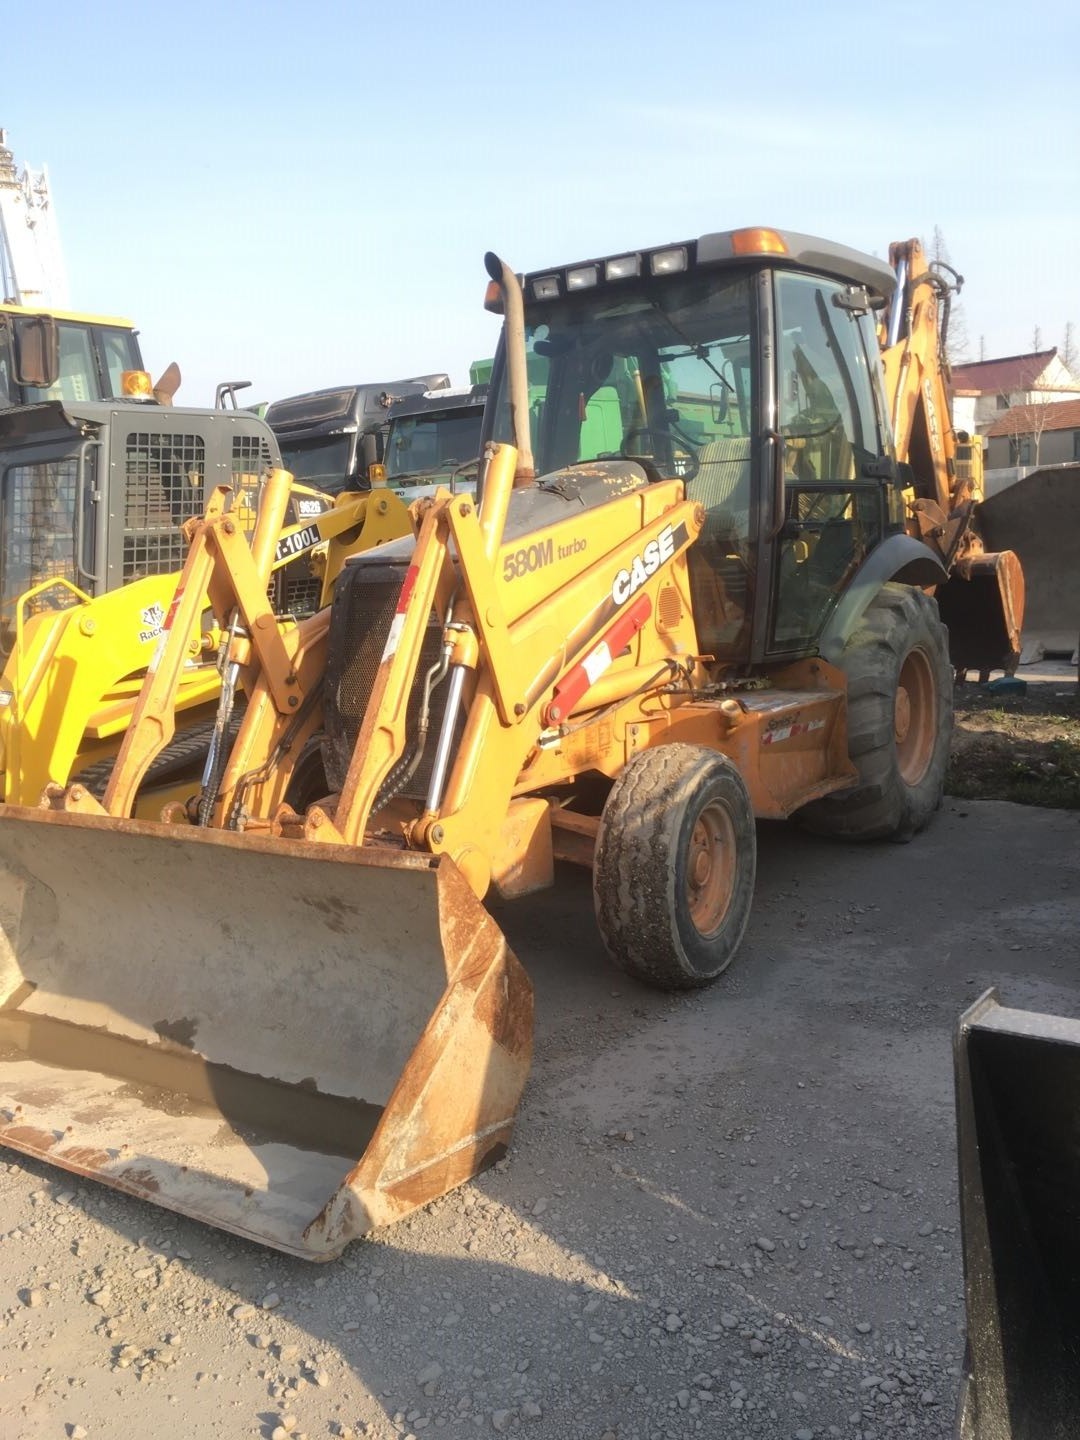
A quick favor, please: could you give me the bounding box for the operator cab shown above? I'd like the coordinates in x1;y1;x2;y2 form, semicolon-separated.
0;305;144;408
382;384;487;499
483;229;902;670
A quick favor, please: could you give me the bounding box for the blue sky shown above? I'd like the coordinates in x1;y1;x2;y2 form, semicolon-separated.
6;0;1078;405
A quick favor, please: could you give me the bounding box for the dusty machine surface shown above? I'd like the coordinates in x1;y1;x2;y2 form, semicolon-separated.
0;225;1020;1256
954;991;1080;1438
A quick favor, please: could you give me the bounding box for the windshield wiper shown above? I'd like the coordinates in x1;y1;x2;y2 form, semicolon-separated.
649;299;735;395
387;469;433;484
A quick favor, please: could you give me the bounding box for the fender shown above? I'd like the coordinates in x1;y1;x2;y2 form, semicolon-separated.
818;534;947;663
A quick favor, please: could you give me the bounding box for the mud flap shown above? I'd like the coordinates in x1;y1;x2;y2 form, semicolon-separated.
0;806;532;1259
954;990;1080;1436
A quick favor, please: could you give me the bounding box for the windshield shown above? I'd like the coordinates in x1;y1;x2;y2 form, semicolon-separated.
278;436;352;493
384;409;484;483
488;271;755;480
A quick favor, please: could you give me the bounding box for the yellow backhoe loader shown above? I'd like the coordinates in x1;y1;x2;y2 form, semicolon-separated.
0;226;1023;1259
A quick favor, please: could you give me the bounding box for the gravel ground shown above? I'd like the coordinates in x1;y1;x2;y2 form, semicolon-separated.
2;799;1078;1440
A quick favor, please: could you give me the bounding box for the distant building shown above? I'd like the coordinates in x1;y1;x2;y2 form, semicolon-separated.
985;396;1080;470
950;349;1080;435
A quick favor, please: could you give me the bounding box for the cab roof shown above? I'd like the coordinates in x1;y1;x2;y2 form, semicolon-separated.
522;226;896;303
0;302;137;329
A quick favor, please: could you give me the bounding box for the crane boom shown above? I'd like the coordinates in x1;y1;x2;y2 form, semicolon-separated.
0;128;68;309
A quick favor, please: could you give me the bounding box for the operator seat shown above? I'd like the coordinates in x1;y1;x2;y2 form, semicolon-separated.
686;437;752;659
690;436;751;529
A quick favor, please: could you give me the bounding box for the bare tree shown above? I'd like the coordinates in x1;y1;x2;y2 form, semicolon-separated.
1063;321;1078;375
1032;324;1043;351
1002;390;1060;467
979;334;987;362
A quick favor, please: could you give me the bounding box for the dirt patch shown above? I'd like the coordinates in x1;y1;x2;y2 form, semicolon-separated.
949;675;1080;808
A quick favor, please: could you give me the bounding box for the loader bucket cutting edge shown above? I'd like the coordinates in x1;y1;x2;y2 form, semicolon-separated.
0;806;532;1259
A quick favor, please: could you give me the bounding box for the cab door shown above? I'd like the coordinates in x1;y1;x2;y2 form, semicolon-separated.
763;270;893;656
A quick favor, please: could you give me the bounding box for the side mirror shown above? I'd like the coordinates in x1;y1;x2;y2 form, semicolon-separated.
12;314;59;388
359;429;380;477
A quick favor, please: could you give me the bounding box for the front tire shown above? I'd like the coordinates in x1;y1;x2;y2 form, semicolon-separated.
593;744;756;990
798;583;952;841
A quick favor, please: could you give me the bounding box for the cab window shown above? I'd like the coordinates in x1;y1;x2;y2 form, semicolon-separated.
769;272;888;649
21;323;98;404
100;326;143;398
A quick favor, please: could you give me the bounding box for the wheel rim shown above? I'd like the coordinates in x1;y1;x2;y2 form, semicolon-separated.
685;801;737;936
894;646;937;786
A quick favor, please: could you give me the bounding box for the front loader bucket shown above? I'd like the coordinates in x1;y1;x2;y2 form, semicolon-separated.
954;991;1080;1438
0;807;532;1260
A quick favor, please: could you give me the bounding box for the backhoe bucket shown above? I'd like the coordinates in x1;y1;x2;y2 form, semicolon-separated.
0;806;532;1260
935;548;1025;678
954;991;1080;1437
978;466;1080;665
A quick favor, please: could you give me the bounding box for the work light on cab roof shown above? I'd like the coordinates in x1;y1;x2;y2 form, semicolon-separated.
484;227;802;311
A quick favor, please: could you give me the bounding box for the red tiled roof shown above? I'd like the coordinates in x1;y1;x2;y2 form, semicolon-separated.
951;349;1058;393
986;396;1080;437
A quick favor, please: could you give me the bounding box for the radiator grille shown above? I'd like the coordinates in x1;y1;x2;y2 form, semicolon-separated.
323;567;402;791
322;559;451;799
1;460;79;625
269;565;323;618
123;431;207;581
232;433;274;483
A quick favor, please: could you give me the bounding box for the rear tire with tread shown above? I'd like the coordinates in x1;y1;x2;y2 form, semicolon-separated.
798;583;952;842
593;744;756;990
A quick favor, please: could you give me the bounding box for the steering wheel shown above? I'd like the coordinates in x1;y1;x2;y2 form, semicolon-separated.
620;426;700;482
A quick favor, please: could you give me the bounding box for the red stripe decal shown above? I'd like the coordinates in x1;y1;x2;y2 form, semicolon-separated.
544;593;652;725
162;584;186;632
396;565;420;613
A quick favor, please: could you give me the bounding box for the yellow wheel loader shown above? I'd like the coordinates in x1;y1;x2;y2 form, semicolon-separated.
0;482;413;810
0;392;417;809
0;226;1023;1258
